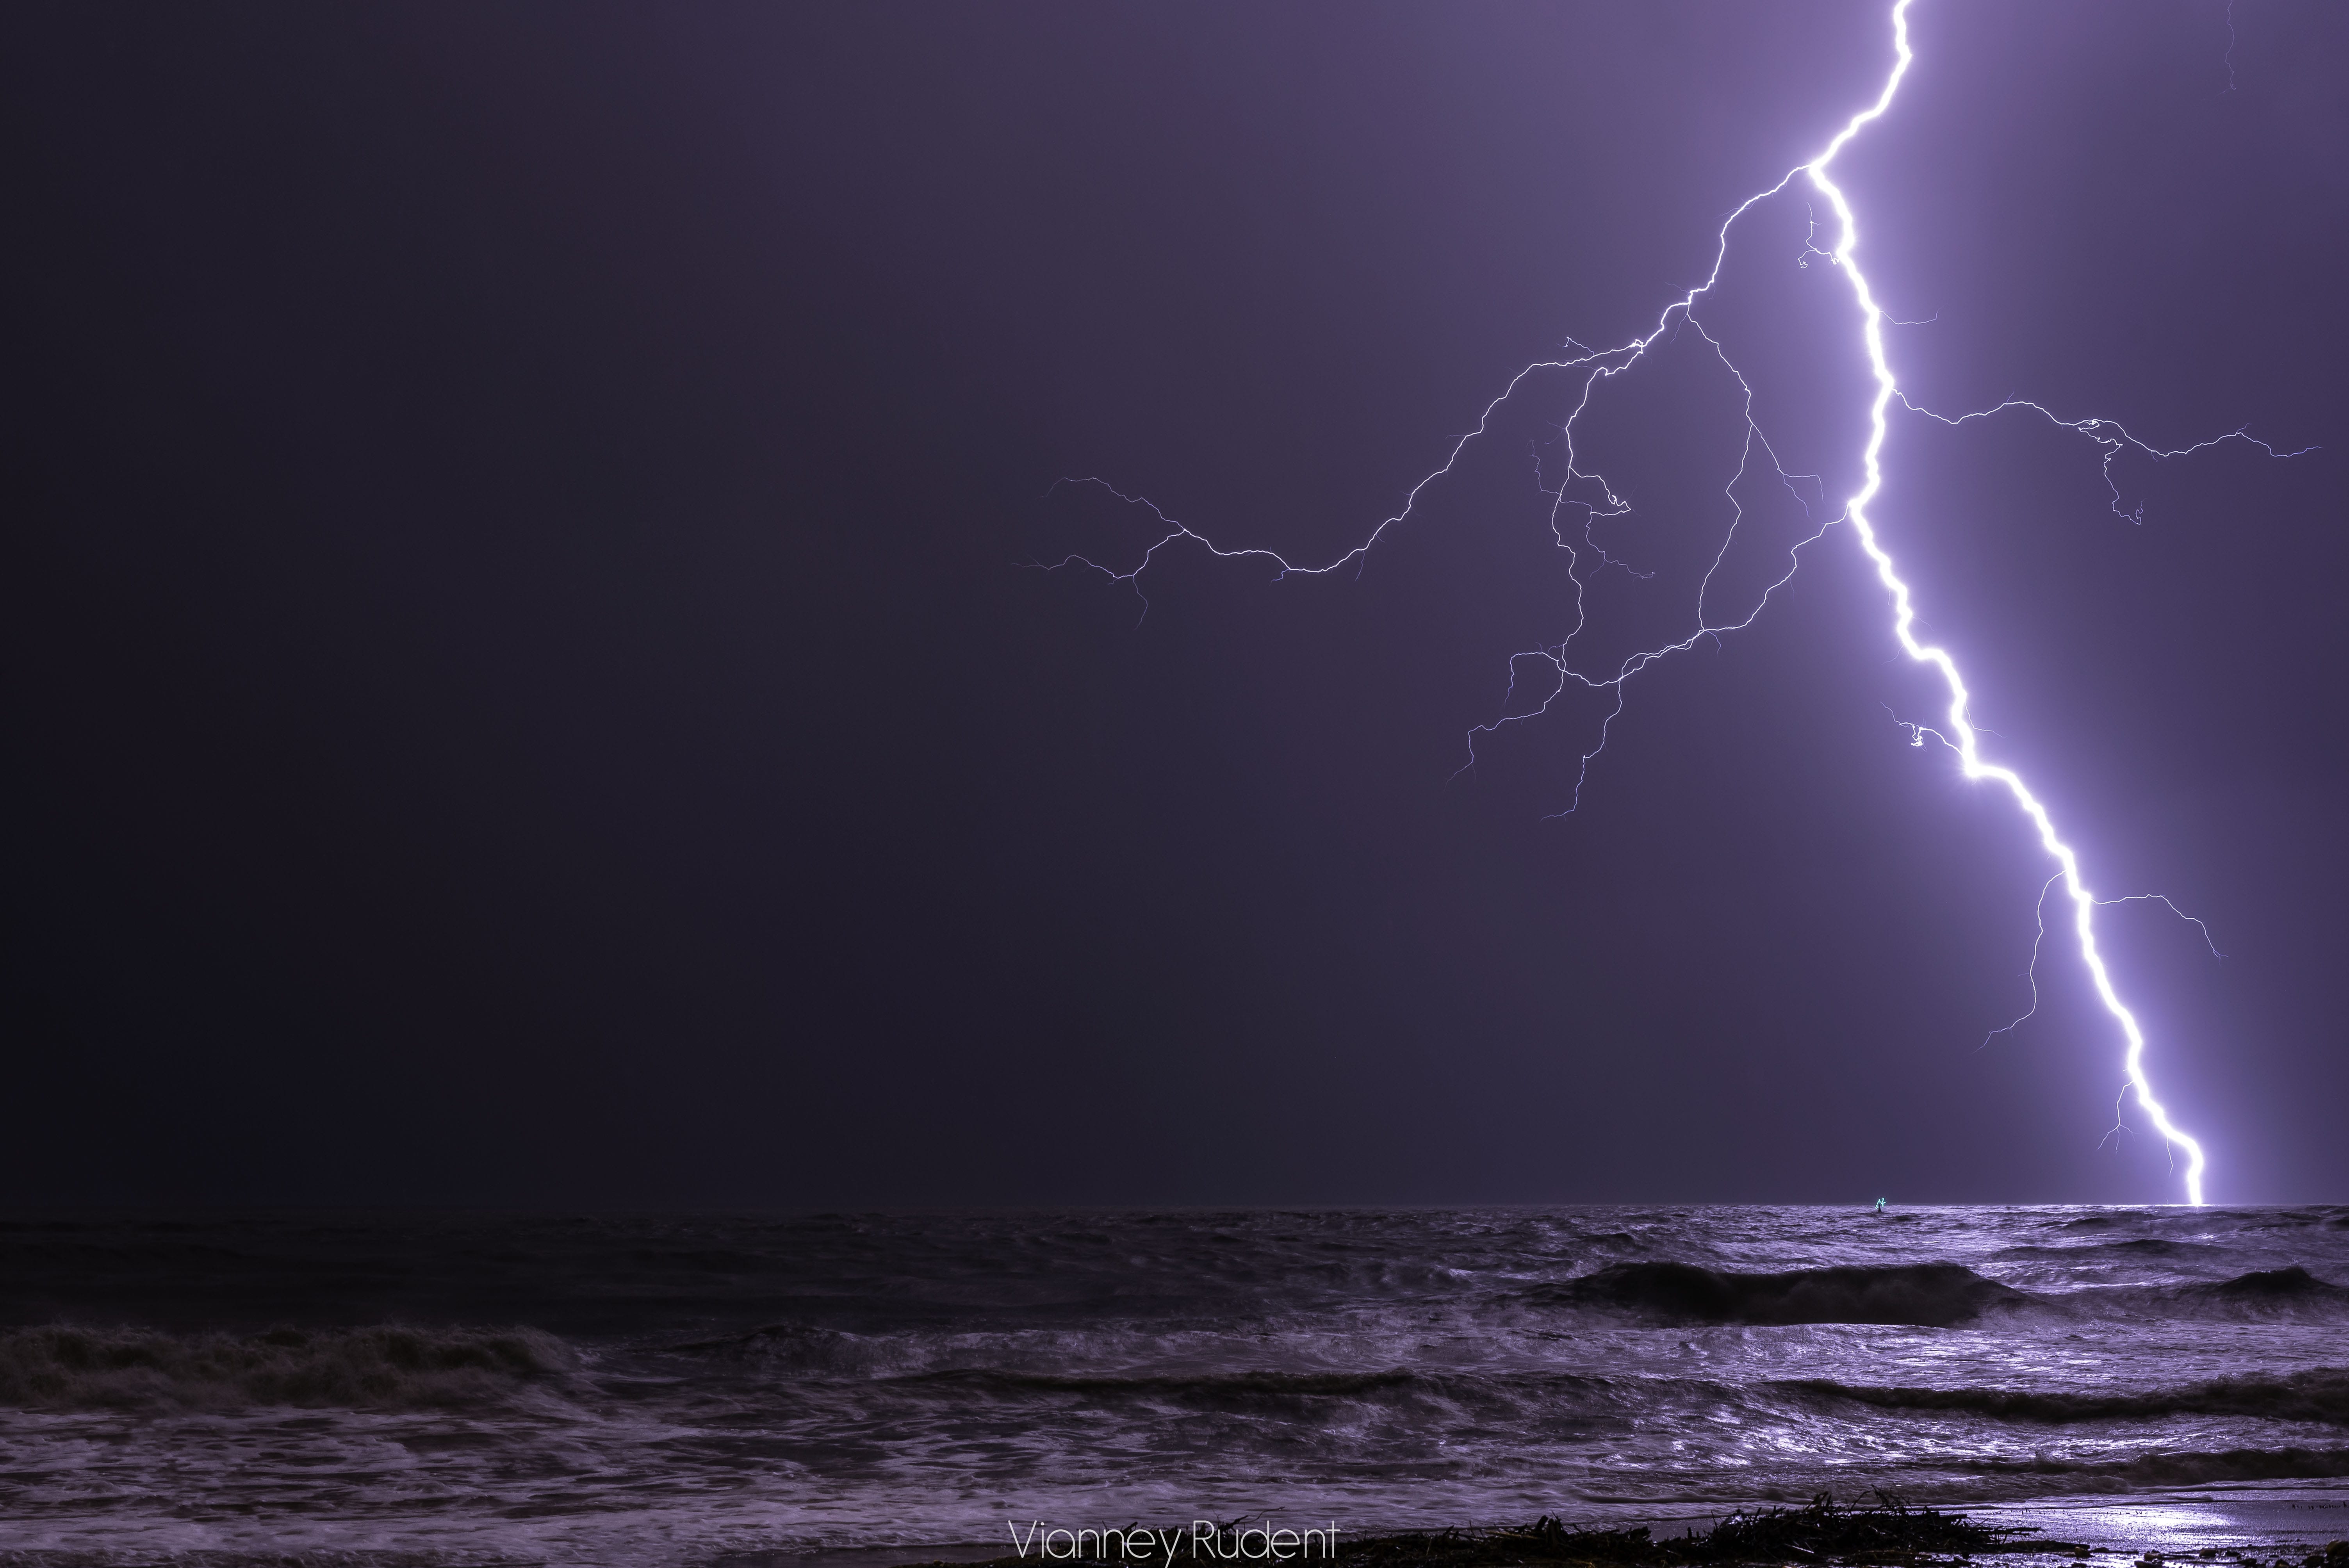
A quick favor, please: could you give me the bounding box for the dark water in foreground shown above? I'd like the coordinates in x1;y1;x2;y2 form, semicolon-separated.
3;1207;2347;1566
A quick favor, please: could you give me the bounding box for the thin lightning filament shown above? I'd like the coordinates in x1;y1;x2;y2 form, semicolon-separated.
1046;0;2308;1205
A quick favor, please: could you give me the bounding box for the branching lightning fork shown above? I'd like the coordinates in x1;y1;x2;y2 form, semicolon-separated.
1041;0;2306;1205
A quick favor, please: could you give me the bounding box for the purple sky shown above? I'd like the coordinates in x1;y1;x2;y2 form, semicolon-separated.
10;2;2345;1205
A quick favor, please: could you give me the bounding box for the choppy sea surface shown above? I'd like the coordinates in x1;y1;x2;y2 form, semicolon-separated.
4;1207;2348;1566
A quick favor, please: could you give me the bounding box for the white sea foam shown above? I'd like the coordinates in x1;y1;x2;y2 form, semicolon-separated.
2;1206;2346;1566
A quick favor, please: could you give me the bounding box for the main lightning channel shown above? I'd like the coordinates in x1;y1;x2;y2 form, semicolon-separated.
1044;0;2301;1205
1809;0;2206;1204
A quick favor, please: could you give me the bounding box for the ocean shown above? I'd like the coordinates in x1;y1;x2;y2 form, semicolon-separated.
3;1206;2347;1566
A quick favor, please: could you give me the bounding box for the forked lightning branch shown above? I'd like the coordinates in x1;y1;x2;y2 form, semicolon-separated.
1045;0;2306;1205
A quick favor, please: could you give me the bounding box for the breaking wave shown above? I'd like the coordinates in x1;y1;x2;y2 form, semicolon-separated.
1784;1366;2349;1426
916;1367;1426;1401
0;1323;577;1410
2205;1265;2349;1301
668;1319;878;1372
1963;1445;2349;1488
1549;1262;2028;1327
2090;1266;2349;1321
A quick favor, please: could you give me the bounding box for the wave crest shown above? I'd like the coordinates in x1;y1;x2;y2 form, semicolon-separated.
2121;1267;2349;1320
1551;1262;2025;1327
1785;1366;2349;1425
2211;1265;2349;1300
0;1323;577;1410
1966;1445;2349;1488
918;1367;1424;1403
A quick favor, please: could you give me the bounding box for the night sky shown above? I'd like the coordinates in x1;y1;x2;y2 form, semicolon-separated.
9;2;2345;1208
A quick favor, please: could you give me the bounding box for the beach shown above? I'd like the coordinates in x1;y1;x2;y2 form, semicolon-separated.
3;1206;2345;1566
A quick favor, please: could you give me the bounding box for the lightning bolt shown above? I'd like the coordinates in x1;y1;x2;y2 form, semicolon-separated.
1040;0;2308;1206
